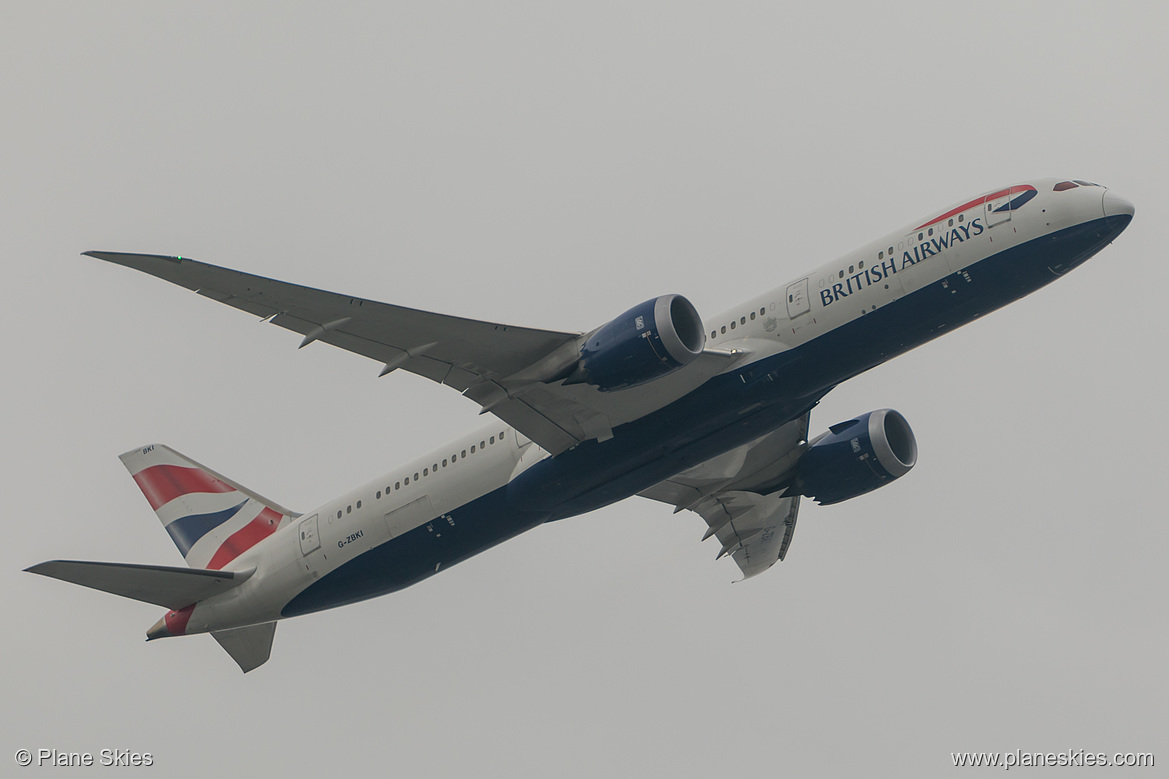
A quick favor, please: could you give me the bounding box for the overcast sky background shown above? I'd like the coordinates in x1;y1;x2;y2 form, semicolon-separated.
3;2;1165;776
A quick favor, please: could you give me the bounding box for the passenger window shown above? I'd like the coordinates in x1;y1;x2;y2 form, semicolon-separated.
948;218;954;226
760;308;765;316
838;270;844;278
395;481;400;490
480;441;486;449
848;265;854;273
442;459;448;467
888;246;893;255
957;214;963;222
471;445;477;453
346;505;351;514
858;261;864;269
337;510;342;519
720;326;726;334
879;251;884;259
750;312;755;320
423;468;429;476
490;436;495;445
376;491;381;499
356;500;362;509
710;330;716;339
433;463;438;471
461;450;467;458
739;317;745;325
404;477;410;485
730;321;736;329
918;232;924;240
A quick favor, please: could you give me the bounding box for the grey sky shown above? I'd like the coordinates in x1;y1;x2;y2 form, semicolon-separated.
3;2;1165;776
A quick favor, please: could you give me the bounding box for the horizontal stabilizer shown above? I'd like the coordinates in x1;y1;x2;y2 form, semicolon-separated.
25;560;254;610
212;622;276;673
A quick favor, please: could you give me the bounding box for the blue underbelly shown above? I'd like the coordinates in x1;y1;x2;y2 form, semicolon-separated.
283;214;1128;616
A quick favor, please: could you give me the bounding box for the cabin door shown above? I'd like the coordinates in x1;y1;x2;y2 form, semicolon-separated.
984;190;1012;228
786;278;810;318
298;514;320;556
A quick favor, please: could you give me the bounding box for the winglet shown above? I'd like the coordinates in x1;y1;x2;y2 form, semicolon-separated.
84;250;184;265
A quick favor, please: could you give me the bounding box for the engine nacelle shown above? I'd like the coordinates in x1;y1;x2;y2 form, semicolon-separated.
796;409;918;505
565;295;705;391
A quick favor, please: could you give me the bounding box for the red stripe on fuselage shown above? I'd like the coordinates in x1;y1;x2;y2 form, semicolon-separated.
206;507;284;570
132;464;236;510
913;185;1036;230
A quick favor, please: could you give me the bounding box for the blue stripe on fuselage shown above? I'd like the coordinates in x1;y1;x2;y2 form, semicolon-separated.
282;214;1130;616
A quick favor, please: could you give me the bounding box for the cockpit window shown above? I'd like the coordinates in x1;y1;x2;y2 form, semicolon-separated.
1053;181;1078;191
1074;180;1102;187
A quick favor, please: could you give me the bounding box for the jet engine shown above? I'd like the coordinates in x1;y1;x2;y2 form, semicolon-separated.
563;295;706;391
796;409;918;505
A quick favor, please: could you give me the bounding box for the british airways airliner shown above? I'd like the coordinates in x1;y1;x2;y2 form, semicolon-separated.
28;178;1133;671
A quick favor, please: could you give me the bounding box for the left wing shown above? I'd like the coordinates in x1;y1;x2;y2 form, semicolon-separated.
87;252;739;455
639;413;809;579
25;560;255;610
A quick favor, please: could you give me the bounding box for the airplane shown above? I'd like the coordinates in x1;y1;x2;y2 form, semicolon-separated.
28;178;1133;672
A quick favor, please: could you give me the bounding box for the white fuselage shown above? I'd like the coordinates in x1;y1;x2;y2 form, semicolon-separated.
183;178;1128;633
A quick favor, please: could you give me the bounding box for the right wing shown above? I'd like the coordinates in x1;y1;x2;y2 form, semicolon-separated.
689;491;801;580
639;413;810;580
87;252;741;454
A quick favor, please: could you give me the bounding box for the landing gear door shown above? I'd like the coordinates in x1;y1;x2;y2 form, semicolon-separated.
299;514;320;556
786;278;810;318
984;190;1012;228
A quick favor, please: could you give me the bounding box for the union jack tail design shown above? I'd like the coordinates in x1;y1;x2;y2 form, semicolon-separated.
120;444;297;570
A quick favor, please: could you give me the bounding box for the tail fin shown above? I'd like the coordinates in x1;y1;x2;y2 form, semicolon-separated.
120;444;297;570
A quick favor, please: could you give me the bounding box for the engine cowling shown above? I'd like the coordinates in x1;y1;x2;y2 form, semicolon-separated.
796;409;918;505
565;295;705;391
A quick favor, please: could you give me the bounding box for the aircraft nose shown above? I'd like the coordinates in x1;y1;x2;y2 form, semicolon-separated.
1102;189;1135;219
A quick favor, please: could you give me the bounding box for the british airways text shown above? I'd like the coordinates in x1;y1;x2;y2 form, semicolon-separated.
820;218;984;307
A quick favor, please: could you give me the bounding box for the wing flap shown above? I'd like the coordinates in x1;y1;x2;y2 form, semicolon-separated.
639;413;811;579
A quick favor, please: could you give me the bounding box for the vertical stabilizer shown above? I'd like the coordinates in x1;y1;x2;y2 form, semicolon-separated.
120;444;298;570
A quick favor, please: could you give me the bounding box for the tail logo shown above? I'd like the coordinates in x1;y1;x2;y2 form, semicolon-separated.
121;446;292;570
